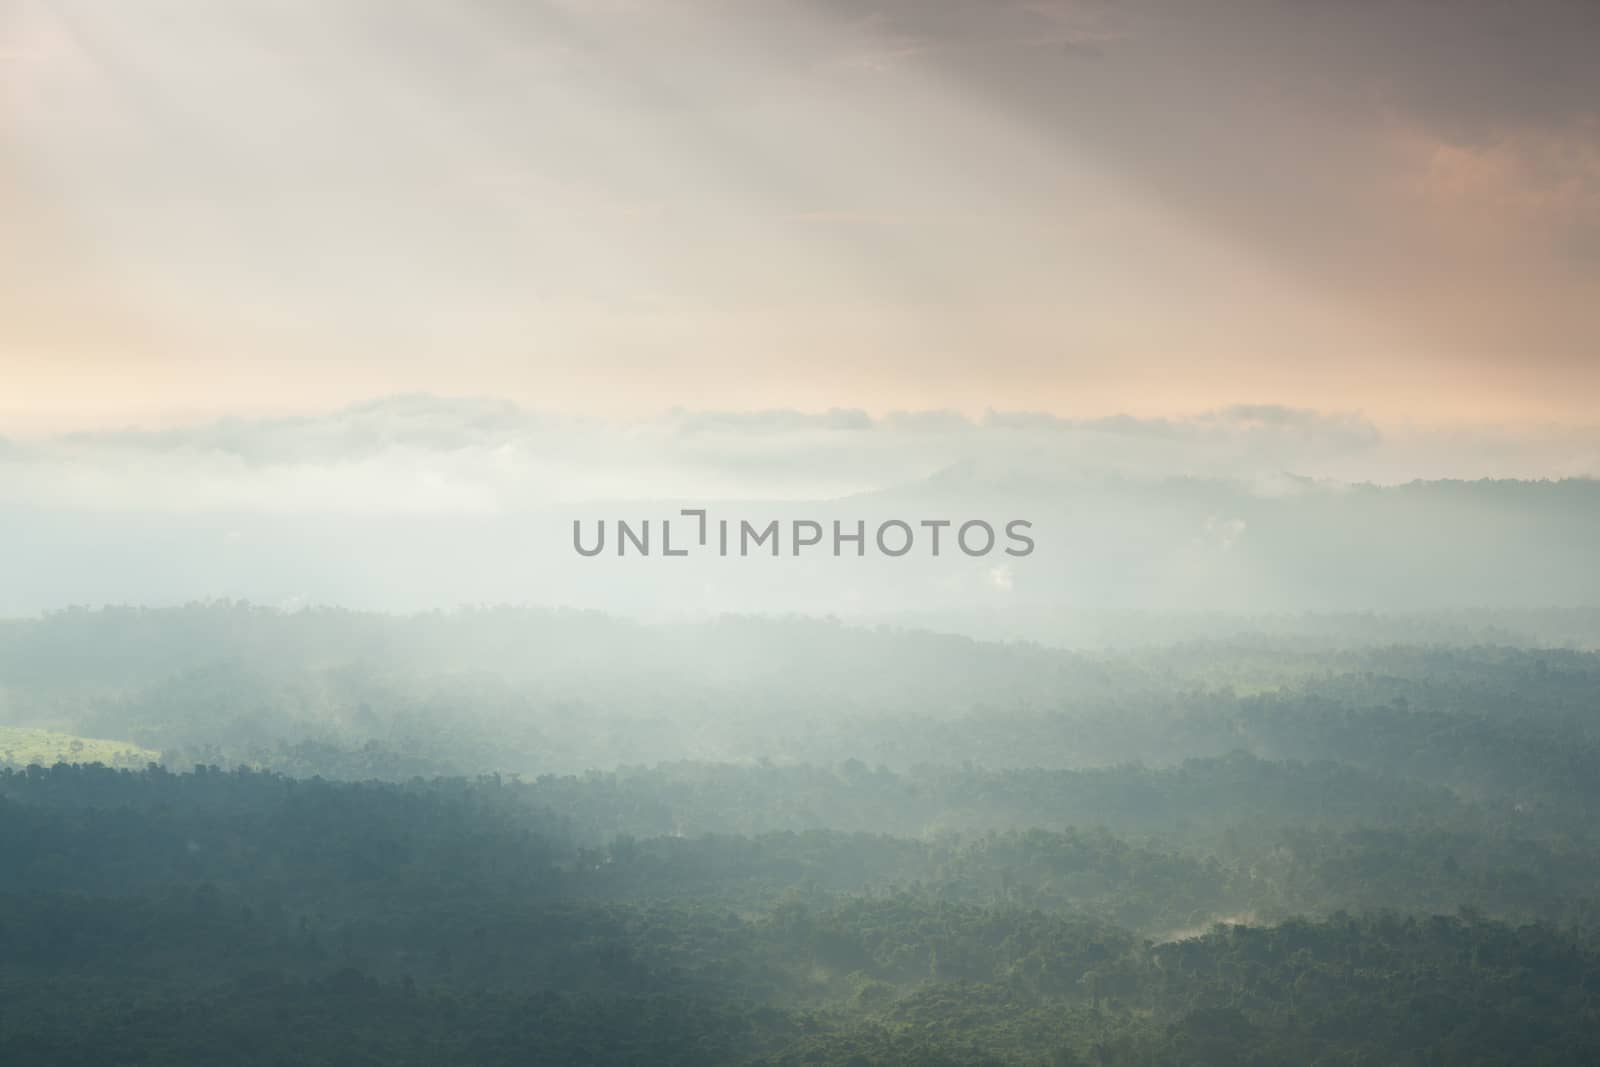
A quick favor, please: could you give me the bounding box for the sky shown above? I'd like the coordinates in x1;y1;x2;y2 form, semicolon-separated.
2;0;1599;435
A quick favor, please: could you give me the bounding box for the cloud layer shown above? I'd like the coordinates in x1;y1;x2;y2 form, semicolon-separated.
2;396;1596;515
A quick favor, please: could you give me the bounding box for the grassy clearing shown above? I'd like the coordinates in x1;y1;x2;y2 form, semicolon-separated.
0;726;161;769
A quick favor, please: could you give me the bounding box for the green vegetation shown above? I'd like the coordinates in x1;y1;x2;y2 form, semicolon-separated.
0;725;159;770
4;605;1600;1063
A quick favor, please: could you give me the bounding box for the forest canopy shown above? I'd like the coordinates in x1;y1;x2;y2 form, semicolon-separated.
4;605;1600;1063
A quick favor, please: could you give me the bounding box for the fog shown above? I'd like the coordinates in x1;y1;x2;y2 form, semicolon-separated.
1;396;1597;630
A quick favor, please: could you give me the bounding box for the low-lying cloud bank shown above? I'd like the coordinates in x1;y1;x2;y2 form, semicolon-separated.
2;395;1596;515
3;396;1598;622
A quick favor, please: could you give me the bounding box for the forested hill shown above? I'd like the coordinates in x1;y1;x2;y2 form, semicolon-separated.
5;603;1600;779
5;763;1600;1065
7;606;1600;1062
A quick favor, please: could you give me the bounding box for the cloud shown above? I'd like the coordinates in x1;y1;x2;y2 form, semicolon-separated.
977;406;1382;458
66;395;539;464
1391;119;1600;241
1;395;1596;516
664;407;876;434
1201;516;1247;552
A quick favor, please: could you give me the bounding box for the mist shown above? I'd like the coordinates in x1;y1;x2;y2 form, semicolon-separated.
7;1;1600;1062
3;395;1599;629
